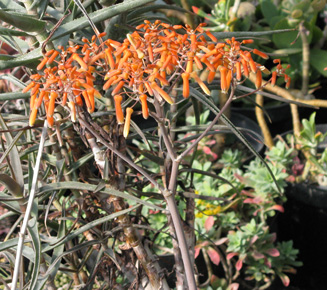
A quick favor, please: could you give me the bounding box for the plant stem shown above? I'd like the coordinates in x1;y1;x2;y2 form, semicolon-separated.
213;90;231;156
180;0;195;28
154;99;196;290
299;21;310;97
178;89;234;161
248;74;303;137
255;93;274;148
84;128;169;289
11;122;48;290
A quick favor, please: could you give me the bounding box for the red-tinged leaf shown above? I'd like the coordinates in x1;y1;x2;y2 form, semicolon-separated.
205;216;215;232
267;204;284;213
278;273;290;286
192;6;199;14
243;198;254;203
244;196;263;204
227;252;238;260
194;247;201;259
236;258;243;271
249;235;259;245
234;173;245;183
264;257;272;268
252;250;265;260
266;248;280;257
227;283;239;290
207;248;220;266
268;233;277;243
215;237;228;246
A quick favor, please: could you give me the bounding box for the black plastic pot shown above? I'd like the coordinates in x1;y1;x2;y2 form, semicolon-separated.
228;113;264;163
275;124;327;290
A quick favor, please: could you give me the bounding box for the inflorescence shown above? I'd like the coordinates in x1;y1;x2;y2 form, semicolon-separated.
24;20;290;137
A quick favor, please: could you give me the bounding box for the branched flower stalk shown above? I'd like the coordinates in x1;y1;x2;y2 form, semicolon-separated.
83;128;169;290
24;20;293;289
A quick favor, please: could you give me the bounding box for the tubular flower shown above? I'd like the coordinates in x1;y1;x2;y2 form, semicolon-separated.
27;20;290;134
272;59;292;88
123;107;133;138
26;35;105;127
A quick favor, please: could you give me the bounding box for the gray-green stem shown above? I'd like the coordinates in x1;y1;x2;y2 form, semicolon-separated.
11;122;48;290
178;87;235;161
299;21;310;97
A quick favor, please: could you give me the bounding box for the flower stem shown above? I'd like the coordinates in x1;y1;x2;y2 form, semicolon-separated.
255;93;274;148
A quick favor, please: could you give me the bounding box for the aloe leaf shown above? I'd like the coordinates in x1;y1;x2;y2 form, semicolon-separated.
0;0;25;11
127;4;188;19
273;48;302;56
0;10;46;32
47;200;66;282
0;174;23;197
0;113;24;191
0;130;24;173
0;192;21;213
130;119;152;150
0;34;30;52
236;84;316;108
212;29;294;39
44;240;100;277
0;238;36;262
140;151;164;165
27;200;41;290
65;151;96;175
0;237;19;251
0;27;31;36
37;181;165;212
0;74;25;89
0;47;42;70
50;0;155;41
0;92;30;101
42;204;140;252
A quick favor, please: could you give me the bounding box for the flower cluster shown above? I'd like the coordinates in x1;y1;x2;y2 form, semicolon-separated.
24;34;105;127
25;20;290;137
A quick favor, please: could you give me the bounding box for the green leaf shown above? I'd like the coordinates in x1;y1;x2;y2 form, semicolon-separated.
0;238;36;262
42;204;140;252
27;199;41;290
0;237;19;251
310;49;327;76
0;113;24;191
272;47;302;56
0;74;25;89
212;29;294;39
189;87;282;193
127;4;188;20
0;92;29;101
0;0;25;11
0;130;24;174
0;27;31;36
260;0;279;28
0;174;23;197
0;192;21;213
272;20;312;49
0;47;42;70
43;240;100;278
37;181;165;212
0;10;46;32
50;0;155;41
47;200;66;282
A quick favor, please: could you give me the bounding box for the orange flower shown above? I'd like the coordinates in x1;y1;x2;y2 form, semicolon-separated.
181;72;190;98
139;94;149;119
123;107;133;138
114;95;124;124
